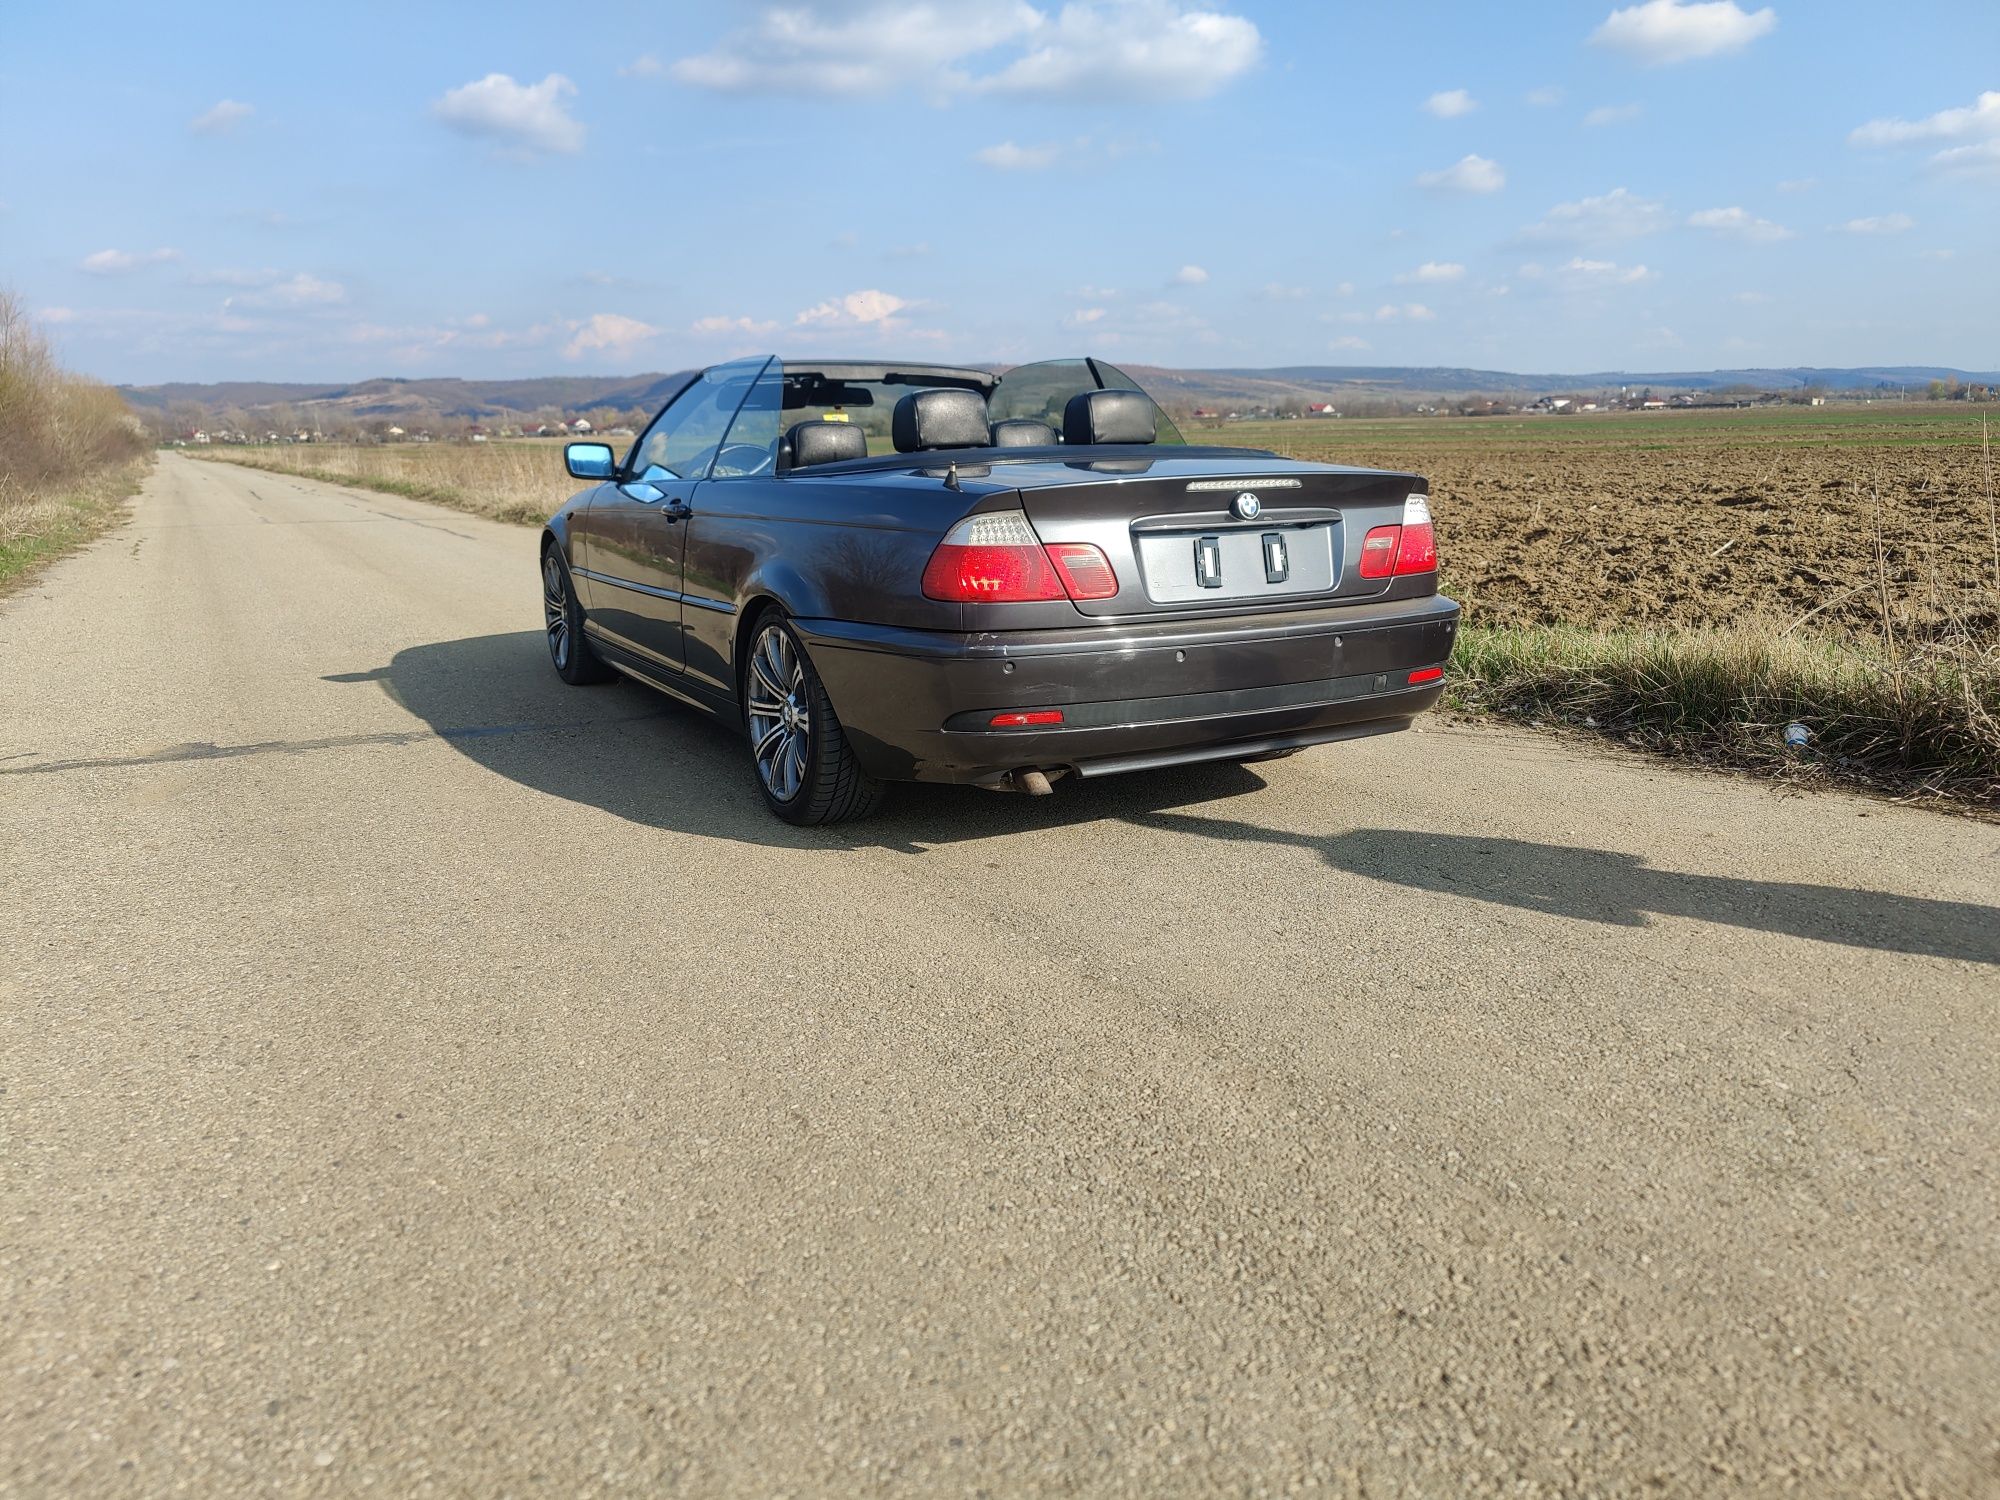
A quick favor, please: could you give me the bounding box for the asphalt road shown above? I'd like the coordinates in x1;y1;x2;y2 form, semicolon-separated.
4;454;1997;1498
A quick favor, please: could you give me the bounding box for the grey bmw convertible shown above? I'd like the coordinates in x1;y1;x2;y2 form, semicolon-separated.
540;356;1458;824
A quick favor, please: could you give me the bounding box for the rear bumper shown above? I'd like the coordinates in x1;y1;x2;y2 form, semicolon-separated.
795;594;1460;785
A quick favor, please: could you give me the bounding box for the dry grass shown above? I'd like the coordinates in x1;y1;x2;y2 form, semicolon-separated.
1447;625;2000;810
189;440;575;526
0;290;152;588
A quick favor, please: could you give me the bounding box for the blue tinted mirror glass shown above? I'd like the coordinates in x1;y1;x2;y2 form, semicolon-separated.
565;441;615;480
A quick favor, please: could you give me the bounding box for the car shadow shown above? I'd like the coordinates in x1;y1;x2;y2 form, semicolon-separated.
328;630;1276;854
1130;814;2000;966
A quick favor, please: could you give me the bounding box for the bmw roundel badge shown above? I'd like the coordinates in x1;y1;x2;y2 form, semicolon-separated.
1233;491;1262;521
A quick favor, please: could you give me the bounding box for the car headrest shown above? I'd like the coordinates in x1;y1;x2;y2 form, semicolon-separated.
787;419;866;470
892;388;990;453
1063;389;1156;446
989;418;1058;448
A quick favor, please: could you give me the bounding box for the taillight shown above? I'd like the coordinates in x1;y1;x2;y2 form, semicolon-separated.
1045;543;1118;600
1359;496;1438;580
922;511;1119;603
1360;525;1400;579
922;511;1064;601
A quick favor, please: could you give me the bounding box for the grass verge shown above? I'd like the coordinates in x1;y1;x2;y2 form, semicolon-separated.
186;446;565;526
0;458;153;594
1446;623;2000;811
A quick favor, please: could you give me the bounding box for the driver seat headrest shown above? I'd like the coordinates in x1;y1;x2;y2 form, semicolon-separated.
892;388;990;453
786;419;866;470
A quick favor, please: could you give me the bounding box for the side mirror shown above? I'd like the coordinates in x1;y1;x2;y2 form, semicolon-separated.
565;441;616;481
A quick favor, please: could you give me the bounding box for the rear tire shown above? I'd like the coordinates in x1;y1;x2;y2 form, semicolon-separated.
543;545;615;685
743;611;886;826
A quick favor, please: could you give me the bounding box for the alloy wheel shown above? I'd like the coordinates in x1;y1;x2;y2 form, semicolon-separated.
746;624;810;802
542;552;571;671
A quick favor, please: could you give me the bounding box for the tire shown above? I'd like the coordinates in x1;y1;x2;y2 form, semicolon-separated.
743;611;886;826
542;545;615;685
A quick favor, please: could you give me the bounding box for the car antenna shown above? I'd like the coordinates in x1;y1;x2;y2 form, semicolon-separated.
943;460;962;492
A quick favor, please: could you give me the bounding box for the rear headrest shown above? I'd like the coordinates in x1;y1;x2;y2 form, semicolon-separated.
787;419;866;470
1063;389;1156;446
892;388;990;453
989;418;1058;448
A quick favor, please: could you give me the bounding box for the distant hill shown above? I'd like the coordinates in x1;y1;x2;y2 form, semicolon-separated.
120;363;2000;426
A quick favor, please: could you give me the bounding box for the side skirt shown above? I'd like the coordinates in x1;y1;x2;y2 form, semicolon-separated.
585;627;740;726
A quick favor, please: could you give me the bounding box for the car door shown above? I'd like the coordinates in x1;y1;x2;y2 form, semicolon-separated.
574;357;770;671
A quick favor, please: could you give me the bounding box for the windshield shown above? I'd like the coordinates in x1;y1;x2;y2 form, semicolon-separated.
990;358;1187;445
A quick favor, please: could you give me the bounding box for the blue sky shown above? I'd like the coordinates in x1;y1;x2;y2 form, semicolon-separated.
3;0;1995;384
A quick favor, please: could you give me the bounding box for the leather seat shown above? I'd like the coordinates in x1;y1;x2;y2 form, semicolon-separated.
786;419;867;470
1063;389;1156;445
989;418;1058;447
892;389;990;453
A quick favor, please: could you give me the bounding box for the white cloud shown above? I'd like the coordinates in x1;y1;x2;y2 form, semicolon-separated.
80;247;180;275
1584;103;1643;127
1688;205;1793;242
1171;264;1209;285
976;1;1263;101
1590;0;1776;65
1561;256;1655;283
619;54;669;79
227;273;346;308
1344;303;1436;324
1416;153;1505;194
564;313;660;360
1329;336;1371;351
1931;139;2000;180
1424;89;1477;119
1396;261;1466;284
1519;187;1668;243
1066;307;1108;325
1840;213;1914;235
1256;283;1309;301
1850;91;2000;147
670;1;1259;102
795;289;910;327
1777;177;1817;193
190;99;253;135
432;73;584;156
975;140;1062;170
1526;85;1564;107
691;315;779;335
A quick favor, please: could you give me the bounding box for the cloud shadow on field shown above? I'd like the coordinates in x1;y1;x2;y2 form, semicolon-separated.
336;630;1272;856
1131;816;2000;966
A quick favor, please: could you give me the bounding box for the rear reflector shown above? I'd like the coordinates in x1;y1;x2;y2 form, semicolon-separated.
990;709;1064;727
1408;666;1444;685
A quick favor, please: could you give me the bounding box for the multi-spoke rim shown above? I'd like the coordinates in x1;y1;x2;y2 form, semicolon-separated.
542;552;571;670
745;624;810;802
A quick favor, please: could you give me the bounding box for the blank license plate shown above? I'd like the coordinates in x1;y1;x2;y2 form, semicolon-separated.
1135;524;1337;604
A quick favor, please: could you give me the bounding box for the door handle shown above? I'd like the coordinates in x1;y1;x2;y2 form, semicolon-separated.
663;500;692;520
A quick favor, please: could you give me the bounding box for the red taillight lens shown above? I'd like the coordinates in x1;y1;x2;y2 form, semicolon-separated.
1395;521;1437;574
1408;665;1444;685
922;512;1118;603
1360;525;1400;579
1045;543;1118;600
922;543;1064;601
990;709;1064;727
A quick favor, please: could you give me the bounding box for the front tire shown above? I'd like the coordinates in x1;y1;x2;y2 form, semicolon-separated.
743;613;885;825
542;546;614;685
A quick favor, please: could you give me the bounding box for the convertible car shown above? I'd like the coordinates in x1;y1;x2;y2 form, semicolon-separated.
540;356;1458;824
